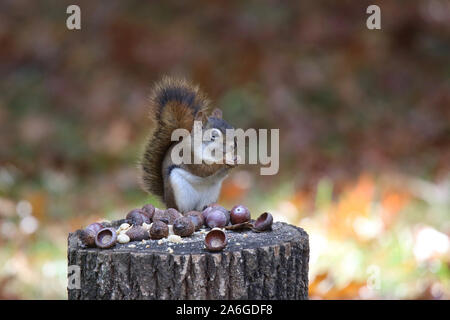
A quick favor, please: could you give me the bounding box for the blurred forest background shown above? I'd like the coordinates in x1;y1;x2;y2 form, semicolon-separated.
0;0;449;299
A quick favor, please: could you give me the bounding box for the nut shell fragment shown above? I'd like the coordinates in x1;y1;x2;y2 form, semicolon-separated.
117;233;130;244
125;226;149;241
225;221;253;231
167;234;183;243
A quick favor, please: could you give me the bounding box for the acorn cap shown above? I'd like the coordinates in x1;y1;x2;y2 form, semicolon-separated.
253;212;273;232
204;229;227;252
95;227;117;249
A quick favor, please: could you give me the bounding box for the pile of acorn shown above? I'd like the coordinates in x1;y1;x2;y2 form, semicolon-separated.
78;203;273;252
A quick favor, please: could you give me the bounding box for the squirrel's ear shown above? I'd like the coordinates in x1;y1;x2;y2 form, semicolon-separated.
211;108;222;119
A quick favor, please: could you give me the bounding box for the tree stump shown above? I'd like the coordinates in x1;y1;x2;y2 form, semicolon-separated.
67;220;309;300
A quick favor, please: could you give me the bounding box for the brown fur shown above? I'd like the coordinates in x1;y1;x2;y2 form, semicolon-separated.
140;77;209;198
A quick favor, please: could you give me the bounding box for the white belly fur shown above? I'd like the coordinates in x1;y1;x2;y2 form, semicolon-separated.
169;168;226;212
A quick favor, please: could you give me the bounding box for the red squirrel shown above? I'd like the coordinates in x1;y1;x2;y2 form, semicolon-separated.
140;77;238;213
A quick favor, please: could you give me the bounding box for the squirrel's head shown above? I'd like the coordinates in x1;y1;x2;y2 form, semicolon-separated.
192;108;238;168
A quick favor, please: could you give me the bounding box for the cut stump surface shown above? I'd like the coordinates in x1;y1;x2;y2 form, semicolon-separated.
68;220;309;300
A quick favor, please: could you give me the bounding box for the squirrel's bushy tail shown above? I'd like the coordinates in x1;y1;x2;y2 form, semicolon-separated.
140;77;209;198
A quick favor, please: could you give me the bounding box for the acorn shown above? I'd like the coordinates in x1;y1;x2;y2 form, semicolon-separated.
253;212;273;232
152;209;169;224
204;229;227;251
202;207;212;221
126;209;148;226
202;206;216;221
95;227;117;249
141;204;155;221
206;209;228;229
212;204;230;224
203;204;230;223
79;222;103;247
149;221;169;239
184;211;204;231
125;226;149;241
173;217;195;237
230;205;250;225
165;208;183;224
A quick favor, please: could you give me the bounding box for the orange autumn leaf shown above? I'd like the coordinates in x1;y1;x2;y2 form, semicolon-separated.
219;179;248;202
380;190;411;227
382;190;410;214
327;174;375;238
26;192;48;222
309;272;366;299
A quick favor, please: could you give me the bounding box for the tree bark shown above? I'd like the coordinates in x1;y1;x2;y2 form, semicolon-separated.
67;221;309;300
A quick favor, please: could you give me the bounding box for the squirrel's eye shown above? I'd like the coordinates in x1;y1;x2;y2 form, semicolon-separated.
211;129;221;140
